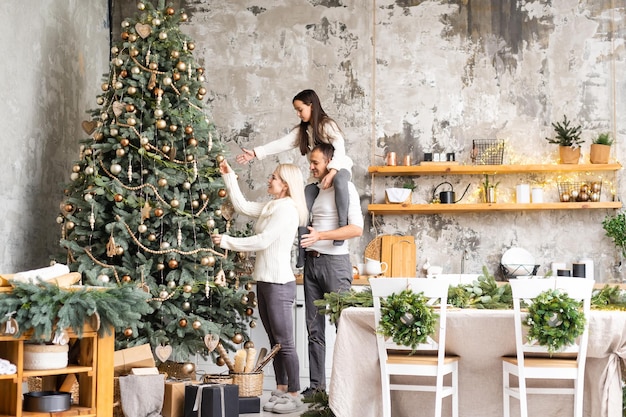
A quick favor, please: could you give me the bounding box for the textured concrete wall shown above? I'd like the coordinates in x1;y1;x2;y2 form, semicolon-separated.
5;1;623;281
0;0;109;272
164;0;624;281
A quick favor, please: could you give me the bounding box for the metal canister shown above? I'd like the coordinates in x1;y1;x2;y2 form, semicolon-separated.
386;152;397;166
403;155;412;166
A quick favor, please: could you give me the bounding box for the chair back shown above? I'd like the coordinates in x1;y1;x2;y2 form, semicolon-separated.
509;277;594;360
370;277;451;358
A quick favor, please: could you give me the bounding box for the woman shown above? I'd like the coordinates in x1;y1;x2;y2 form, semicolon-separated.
211;159;308;414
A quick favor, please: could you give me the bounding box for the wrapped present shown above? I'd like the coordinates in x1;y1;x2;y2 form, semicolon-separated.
163;380;202;417
184;384;238;417
238;396;260;414
114;344;155;375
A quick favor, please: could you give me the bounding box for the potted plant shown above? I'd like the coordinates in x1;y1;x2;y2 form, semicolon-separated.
481;174;499;203
545;115;584;164
590;132;613;164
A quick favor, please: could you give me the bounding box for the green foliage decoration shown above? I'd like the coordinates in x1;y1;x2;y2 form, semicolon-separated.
545;114;584;147
602;212;626;258
524;288;586;354
592;132;613;146
301;390;335;417
591;285;626;311
447;266;512;309
377;289;437;351
0;280;152;342
314;288;372;324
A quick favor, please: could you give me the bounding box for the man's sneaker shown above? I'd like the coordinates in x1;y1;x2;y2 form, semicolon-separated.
300;386;324;399
272;394;303;414
262;390;286;412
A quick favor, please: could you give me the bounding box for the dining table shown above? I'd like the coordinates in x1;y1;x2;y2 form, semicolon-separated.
329;307;626;417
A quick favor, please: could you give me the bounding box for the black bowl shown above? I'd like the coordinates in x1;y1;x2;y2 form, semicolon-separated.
23;391;71;412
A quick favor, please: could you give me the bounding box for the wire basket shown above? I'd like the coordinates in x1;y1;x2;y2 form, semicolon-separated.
500;264;540;280
471;139;505;165
230;371;263;397
556;181;602;202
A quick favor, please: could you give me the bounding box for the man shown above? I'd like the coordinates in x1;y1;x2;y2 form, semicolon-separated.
300;143;364;396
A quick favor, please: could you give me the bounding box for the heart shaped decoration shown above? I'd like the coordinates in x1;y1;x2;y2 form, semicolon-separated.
155;344;173;362
112;101;125;117
204;333;220;352
135;23;152;39
82;120;97;135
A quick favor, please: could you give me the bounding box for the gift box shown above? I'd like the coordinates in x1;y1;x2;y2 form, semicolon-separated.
114;344;156;375
184;384;239;417
163;380;201;417
238;396;260;414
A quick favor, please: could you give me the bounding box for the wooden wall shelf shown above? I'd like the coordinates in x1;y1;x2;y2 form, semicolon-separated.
368;201;623;215
368;163;622;214
368;163;622;176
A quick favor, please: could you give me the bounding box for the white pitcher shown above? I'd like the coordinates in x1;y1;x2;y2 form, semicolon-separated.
364;257;388;276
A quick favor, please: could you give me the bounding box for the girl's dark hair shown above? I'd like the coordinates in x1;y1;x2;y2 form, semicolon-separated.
292;89;331;155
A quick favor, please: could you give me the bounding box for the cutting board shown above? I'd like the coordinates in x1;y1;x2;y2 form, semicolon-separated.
380;235;416;277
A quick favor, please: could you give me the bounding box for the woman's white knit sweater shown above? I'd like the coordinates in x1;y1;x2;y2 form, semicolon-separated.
218;171;298;284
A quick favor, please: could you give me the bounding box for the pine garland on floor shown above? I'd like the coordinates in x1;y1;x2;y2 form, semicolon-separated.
301;390;335;417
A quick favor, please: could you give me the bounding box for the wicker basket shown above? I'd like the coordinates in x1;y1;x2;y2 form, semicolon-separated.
202;373;233;385
230;372;263;397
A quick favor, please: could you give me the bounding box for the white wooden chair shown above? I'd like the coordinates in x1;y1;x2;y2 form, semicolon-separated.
502;277;595;417
370;277;459;417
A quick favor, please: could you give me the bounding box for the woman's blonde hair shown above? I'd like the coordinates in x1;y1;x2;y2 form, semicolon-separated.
277;164;308;227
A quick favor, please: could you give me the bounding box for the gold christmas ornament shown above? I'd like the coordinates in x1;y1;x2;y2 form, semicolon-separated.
114;194;123;202
249;320;257;328
244;341;254;349
166;7;175;15
231;333;243;344
123;328;133;337
182;301;191;311
183;284;192;293
158;178;168;187
179;318;188;328
122;275;132;283
218;189;227;198
192;320;202;330
168;259;179;269
158;289;169;299
156;119;167;129
182;362;196;375
215;357;225;367
177;61;187;71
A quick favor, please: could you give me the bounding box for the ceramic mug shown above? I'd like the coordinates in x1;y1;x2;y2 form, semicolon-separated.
364;258;388;276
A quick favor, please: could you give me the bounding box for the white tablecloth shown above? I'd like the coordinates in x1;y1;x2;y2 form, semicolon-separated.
329;307;626;417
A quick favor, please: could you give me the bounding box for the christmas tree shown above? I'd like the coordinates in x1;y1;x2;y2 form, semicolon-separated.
57;0;254;363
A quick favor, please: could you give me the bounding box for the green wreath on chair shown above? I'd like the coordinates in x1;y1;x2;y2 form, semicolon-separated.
378;289;437;351
524;288;586;354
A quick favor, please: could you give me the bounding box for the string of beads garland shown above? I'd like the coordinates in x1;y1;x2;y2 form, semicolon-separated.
524;288;586;354
378;289;437;351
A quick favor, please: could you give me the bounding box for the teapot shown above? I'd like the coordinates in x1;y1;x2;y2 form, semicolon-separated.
364;257;388;276
432;181;471;204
